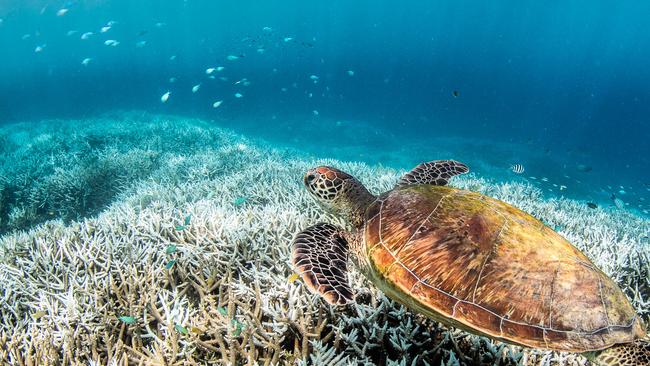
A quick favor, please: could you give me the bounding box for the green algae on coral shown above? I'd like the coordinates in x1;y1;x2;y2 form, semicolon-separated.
165;244;177;254
233;196;247;206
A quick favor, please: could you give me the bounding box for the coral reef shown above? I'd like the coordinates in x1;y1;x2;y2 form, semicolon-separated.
0;113;647;365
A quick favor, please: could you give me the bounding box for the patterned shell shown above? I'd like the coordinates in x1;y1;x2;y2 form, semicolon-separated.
363;184;645;352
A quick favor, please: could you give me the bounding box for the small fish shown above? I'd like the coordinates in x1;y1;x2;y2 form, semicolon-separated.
169;55;177;61
312;110;319;115
118;316;136;324
66;30;78;36
283;37;294;42
576;164;592;172
262;26;273;32
165;259;176;269
81;58;92;66
104;39;119;46
206;67;216;75
217;66;225;72
174;225;184;231
614;198;625;209
184;214;191;226
32;310;48;319
309;75;319;80
135;40;147;48
559;185;567;191
256;47;265;54
618;190;626;195
22;34;32;40
452;90;460;98
169;77;176;83
107;20;117;26
510;164;525;174
233;197;246;206
226;55;239;61
288;273;300;283
611;194;625;209
234;93;243;98
212;100;223;108
34;45;46;53
161;91;171;103
56;8;69;16
166;245;177;254
155;22;166;28
232;319;244;336
191;84;201;93
101;26;111;33
587;202;597;209
541;177;549;182
80;32;93;40
175;324;188;334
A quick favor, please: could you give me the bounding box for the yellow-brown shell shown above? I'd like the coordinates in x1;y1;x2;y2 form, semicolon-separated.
363;185;645;352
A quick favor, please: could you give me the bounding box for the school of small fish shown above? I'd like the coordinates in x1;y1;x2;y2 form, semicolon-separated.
8;9;649;216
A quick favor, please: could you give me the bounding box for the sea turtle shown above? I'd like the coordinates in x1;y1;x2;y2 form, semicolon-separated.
292;160;649;365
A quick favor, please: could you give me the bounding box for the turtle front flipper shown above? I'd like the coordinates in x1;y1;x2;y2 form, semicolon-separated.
591;338;650;366
291;223;354;305
397;160;469;187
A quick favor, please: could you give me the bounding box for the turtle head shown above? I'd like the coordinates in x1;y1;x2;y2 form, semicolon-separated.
304;166;376;227
304;166;354;202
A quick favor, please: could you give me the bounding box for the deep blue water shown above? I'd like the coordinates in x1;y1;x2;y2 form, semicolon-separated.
0;1;649;212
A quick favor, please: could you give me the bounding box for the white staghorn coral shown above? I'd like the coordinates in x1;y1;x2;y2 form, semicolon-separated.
0;112;647;365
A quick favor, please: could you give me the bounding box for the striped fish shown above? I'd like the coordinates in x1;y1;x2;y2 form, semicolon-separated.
510;164;525;174
611;194;625;209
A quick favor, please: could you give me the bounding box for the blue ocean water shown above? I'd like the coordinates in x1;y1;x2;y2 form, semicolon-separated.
0;0;649;213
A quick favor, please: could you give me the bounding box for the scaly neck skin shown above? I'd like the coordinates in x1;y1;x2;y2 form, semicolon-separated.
333;179;376;229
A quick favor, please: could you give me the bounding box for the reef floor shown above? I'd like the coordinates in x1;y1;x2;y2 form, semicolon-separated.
0;112;647;365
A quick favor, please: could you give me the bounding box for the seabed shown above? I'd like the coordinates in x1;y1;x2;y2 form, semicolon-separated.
0;112;647;365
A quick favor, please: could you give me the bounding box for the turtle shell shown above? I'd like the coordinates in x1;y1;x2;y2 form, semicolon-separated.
363;184;645;352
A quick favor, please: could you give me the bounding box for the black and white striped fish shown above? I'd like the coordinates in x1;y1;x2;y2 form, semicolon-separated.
510;164;525;174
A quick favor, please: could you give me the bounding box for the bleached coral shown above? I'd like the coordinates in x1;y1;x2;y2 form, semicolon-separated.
0;112;647;365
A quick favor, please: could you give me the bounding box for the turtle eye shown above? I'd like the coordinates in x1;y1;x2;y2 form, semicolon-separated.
305;174;316;185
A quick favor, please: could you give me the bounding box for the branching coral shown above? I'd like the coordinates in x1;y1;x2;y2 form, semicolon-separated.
0;112;647;365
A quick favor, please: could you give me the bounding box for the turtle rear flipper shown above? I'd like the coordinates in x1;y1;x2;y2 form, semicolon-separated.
592;338;650;366
397;160;469;187
291;223;353;305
